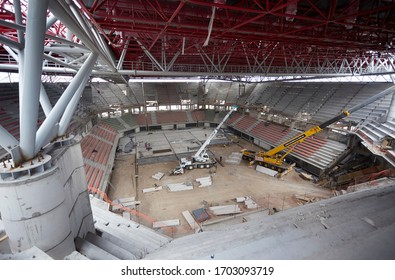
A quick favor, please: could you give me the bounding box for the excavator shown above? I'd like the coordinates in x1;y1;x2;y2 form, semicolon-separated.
242;85;395;174
171;105;238;175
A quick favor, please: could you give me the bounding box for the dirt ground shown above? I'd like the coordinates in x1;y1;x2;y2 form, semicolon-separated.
108;138;331;238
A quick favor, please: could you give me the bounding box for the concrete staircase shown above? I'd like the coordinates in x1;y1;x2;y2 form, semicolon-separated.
72;205;172;260
356;119;395;167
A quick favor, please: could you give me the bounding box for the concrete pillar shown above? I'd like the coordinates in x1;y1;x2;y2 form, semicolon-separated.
0;158;74;259
0;144;94;259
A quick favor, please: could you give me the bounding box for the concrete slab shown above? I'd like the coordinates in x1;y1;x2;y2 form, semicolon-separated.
153;219;180;228
256;165;278;177
142;186;163;193
167;183;193;192
196;176;212;182
210;205;242;215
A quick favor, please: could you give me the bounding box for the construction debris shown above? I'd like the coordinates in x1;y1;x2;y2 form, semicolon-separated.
196;176;212;187
167;182;193;192
142;185;163;193
299;171;313;181
235;196;250;203
152;172;165;181
244;197;258;209
209;205;242;215
294;194;319;205
235;196;258;209
153;219;180;228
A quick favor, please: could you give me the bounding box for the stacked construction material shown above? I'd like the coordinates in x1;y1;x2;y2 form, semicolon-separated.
152;172;165;180
209;205;242;215
235;196;259;209
196;176;212;187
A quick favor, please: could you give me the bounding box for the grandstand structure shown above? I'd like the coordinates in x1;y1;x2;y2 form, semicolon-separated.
0;0;395;260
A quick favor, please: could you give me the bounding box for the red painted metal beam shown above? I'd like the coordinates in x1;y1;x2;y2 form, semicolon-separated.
148;1;185;51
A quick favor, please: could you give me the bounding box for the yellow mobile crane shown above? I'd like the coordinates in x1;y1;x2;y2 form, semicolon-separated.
242;85;395;173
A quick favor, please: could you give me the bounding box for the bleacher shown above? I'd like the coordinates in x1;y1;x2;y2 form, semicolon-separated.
344;83;393;124
356;119;395;167
120;113;138;128
80;123;118;193
157;84;181;105
192;110;205;122
135;113;148;126
204;110;216;122
233;115;259;132
230;115;348;173
250;122;291;145
155;111;188;124
100;118;127;131
251;82;394;126
225;111;243;126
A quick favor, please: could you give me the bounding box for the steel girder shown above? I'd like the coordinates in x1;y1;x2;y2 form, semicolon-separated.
0;0;394;78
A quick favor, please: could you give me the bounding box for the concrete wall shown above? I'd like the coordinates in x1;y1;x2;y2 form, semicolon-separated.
0;143;94;259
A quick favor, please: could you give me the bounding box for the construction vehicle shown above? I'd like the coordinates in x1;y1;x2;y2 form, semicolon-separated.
242;85;395;174
171;105;238;175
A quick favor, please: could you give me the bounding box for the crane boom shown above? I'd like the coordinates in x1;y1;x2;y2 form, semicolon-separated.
193;105;238;161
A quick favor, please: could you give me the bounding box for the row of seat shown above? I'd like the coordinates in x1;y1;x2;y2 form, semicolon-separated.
229;114;347;170
100;110;221;130
80;123;118;193
85;164;104;192
254;82;393;124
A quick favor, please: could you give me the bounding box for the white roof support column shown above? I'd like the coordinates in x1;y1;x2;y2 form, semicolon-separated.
46;15;58;30
0;125;20;159
19;0;49;160
4;46;53;118
35;53;98;153
39;84;53;117
57;73;91;136
48;1;116;72
13;0;25;119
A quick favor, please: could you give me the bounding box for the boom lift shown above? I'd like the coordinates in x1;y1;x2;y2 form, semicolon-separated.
242;85;395;174
172;105;238;175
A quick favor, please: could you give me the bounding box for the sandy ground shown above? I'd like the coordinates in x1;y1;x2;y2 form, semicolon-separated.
108;138;331;238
